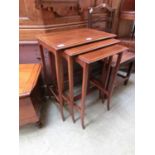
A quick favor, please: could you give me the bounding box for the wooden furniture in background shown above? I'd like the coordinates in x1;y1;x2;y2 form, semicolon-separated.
19;64;42;127
88;3;115;32
117;0;135;38
114;0;135;86
87;0;135;88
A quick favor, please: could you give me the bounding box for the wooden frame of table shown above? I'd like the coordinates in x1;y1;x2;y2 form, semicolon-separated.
37;28;116;121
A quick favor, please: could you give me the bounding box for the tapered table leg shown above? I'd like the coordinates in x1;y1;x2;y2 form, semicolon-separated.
67;57;75;123
124;61;133;85
107;53;123;110
39;45;50;96
55;52;65;121
80;63;89;129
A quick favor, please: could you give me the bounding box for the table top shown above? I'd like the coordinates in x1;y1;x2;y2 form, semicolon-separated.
19;64;41;98
65;39;120;56
37;28;116;52
78;44;128;64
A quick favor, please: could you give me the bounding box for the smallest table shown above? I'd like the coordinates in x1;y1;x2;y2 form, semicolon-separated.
19;64;42;127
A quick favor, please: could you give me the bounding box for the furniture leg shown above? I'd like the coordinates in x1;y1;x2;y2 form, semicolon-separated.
100;59;108;102
107;97;111;111
80;63;89;129
101;57;112;103
60;55;65;94
107;53;123;110
124;61;133;85
39;45;50;96
55;52;65;121
106;67;114;110
67;56;75;123
49;52;56;84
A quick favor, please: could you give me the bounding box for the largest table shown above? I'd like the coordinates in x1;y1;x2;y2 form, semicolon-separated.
37;28;116;121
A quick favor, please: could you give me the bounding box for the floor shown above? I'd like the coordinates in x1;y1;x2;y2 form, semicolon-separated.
19;74;135;155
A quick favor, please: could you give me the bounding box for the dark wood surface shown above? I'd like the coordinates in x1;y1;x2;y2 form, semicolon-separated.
78;44;128;64
65;39;120;56
37;28;116;52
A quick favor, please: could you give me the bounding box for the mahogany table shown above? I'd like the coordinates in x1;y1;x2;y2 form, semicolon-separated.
37;28;116;121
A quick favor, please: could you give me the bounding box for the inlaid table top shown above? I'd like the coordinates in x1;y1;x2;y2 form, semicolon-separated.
37;28;116;52
19;64;41;98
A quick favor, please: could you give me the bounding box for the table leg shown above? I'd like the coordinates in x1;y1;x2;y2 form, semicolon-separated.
101;58;112;103
124;61;133;85
39;45;50;96
67;56;75;123
80;63;89;129
60;55;64;94
107;53;123;110
100;60;106;101
49;52;56;83
55;52;65;121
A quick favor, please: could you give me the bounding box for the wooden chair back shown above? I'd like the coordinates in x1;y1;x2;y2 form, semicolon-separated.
88;3;115;32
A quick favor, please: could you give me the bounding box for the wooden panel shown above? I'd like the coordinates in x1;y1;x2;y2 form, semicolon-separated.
19;0;27;18
120;11;135;20
19;0;117;41
36;0;80;16
19;22;86;41
117;0;135;37
19;0;85;41
19;0;131;41
19;97;38;126
121;0;135;11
